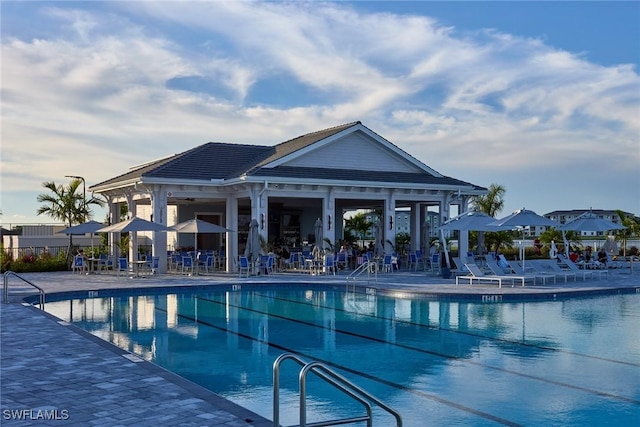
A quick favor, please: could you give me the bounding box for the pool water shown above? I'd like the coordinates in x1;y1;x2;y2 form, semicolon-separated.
45;287;640;426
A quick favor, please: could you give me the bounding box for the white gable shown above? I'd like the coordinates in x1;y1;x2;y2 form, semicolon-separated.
281;132;423;173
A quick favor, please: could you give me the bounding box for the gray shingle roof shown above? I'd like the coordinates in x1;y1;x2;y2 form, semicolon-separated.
250;166;478;187
90;121;481;190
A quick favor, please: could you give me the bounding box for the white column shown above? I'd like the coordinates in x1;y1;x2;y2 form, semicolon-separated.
226;195;238;272
151;188;168;274
323;188;336;252
384;190;396;254
457;196;470;259
410;202;421;252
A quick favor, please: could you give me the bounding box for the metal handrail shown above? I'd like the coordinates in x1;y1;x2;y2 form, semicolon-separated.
273;353;402;427
346;261;377;281
3;271;45;309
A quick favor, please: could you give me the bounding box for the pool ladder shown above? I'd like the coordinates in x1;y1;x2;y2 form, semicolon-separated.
3;271;45;309
273;353;402;427
345;261;378;284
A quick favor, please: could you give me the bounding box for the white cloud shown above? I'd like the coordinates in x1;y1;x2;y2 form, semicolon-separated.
1;1;638;223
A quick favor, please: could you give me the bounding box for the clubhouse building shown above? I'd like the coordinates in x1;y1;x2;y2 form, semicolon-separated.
90;122;487;273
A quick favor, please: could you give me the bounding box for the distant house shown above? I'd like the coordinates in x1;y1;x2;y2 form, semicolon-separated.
90;122;487;272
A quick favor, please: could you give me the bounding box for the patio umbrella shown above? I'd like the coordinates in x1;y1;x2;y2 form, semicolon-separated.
244;219;261;263
373;219;384;258
489;208;559;270
559;211;626;233
172;219;234;271
312;218;323;258
58;220;105;252
440;211;509;232
550;240;558;259
58;220;105;235
97;217;171;262
421;220;430;255
601;237;619;255
439;211;511;267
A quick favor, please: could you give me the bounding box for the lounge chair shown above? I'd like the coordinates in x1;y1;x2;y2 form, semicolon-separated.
529;260;577;282
484;259;537;287
456;263;519;288
558;255;607;279
451;256;469;276
507;260;556;285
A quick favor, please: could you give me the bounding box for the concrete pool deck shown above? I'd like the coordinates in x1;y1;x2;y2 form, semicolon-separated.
2;267;639;426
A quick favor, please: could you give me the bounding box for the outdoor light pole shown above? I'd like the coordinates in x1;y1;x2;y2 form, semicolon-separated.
66;175;86;222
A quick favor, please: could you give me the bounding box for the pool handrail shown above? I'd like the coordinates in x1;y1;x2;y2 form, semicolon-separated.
3;271;45;309
273;352;402;427
346;261;378;283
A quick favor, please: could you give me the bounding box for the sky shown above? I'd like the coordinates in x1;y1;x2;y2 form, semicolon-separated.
1;1;639;227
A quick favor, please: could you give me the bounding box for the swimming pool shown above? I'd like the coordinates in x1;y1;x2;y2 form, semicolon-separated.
44;286;640;426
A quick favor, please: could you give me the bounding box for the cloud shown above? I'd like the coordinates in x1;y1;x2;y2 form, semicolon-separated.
1;1;638;219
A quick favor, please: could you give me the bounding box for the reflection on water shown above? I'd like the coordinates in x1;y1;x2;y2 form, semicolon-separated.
45;289;640;426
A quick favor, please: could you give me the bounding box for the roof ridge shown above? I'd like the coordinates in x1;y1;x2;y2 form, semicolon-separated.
274;121;361;147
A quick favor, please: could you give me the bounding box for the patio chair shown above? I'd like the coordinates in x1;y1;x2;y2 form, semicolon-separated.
429;253;440;273
456;263;512;288
336;251;348;270
529;260;577;283
147;256;160;275
72;254;86;274
321;255;336;275
204;255;215;274
382;254;393;272
238;256;250;277
182;256;194;275
116;258;129;278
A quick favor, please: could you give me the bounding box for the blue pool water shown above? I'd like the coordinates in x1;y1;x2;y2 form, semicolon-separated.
45;286;640;426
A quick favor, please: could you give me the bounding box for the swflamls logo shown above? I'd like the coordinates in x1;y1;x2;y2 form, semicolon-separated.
3;409;69;420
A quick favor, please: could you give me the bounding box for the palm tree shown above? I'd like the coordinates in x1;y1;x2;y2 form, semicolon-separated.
471;183;506;217
615;210;640;256
470;183;511;253
37;179;104;263
344;211;373;249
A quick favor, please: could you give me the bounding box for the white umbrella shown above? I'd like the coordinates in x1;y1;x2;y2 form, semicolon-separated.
559;211;625;258
172;219;234;272
373;220;384;258
58;220;105;235
97;217;172;233
97;217;171;264
244;219;261;263
440;211;508;232
312;218;323;258
58;220;105;252
440;211;511;268
601;237;619;255
489;208;559;270
559;211;626;233
550;240;558;259
421;220;431;255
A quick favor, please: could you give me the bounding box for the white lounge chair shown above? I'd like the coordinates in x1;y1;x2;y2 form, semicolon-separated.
507;260;556;285
484;259;537;287
456;263;520;288
558;255;607;279
529;260;577;282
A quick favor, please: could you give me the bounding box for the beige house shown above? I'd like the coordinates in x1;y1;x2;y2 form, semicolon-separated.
90;122;487;272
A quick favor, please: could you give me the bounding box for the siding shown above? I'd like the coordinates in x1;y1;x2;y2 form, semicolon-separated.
283;133;422;173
